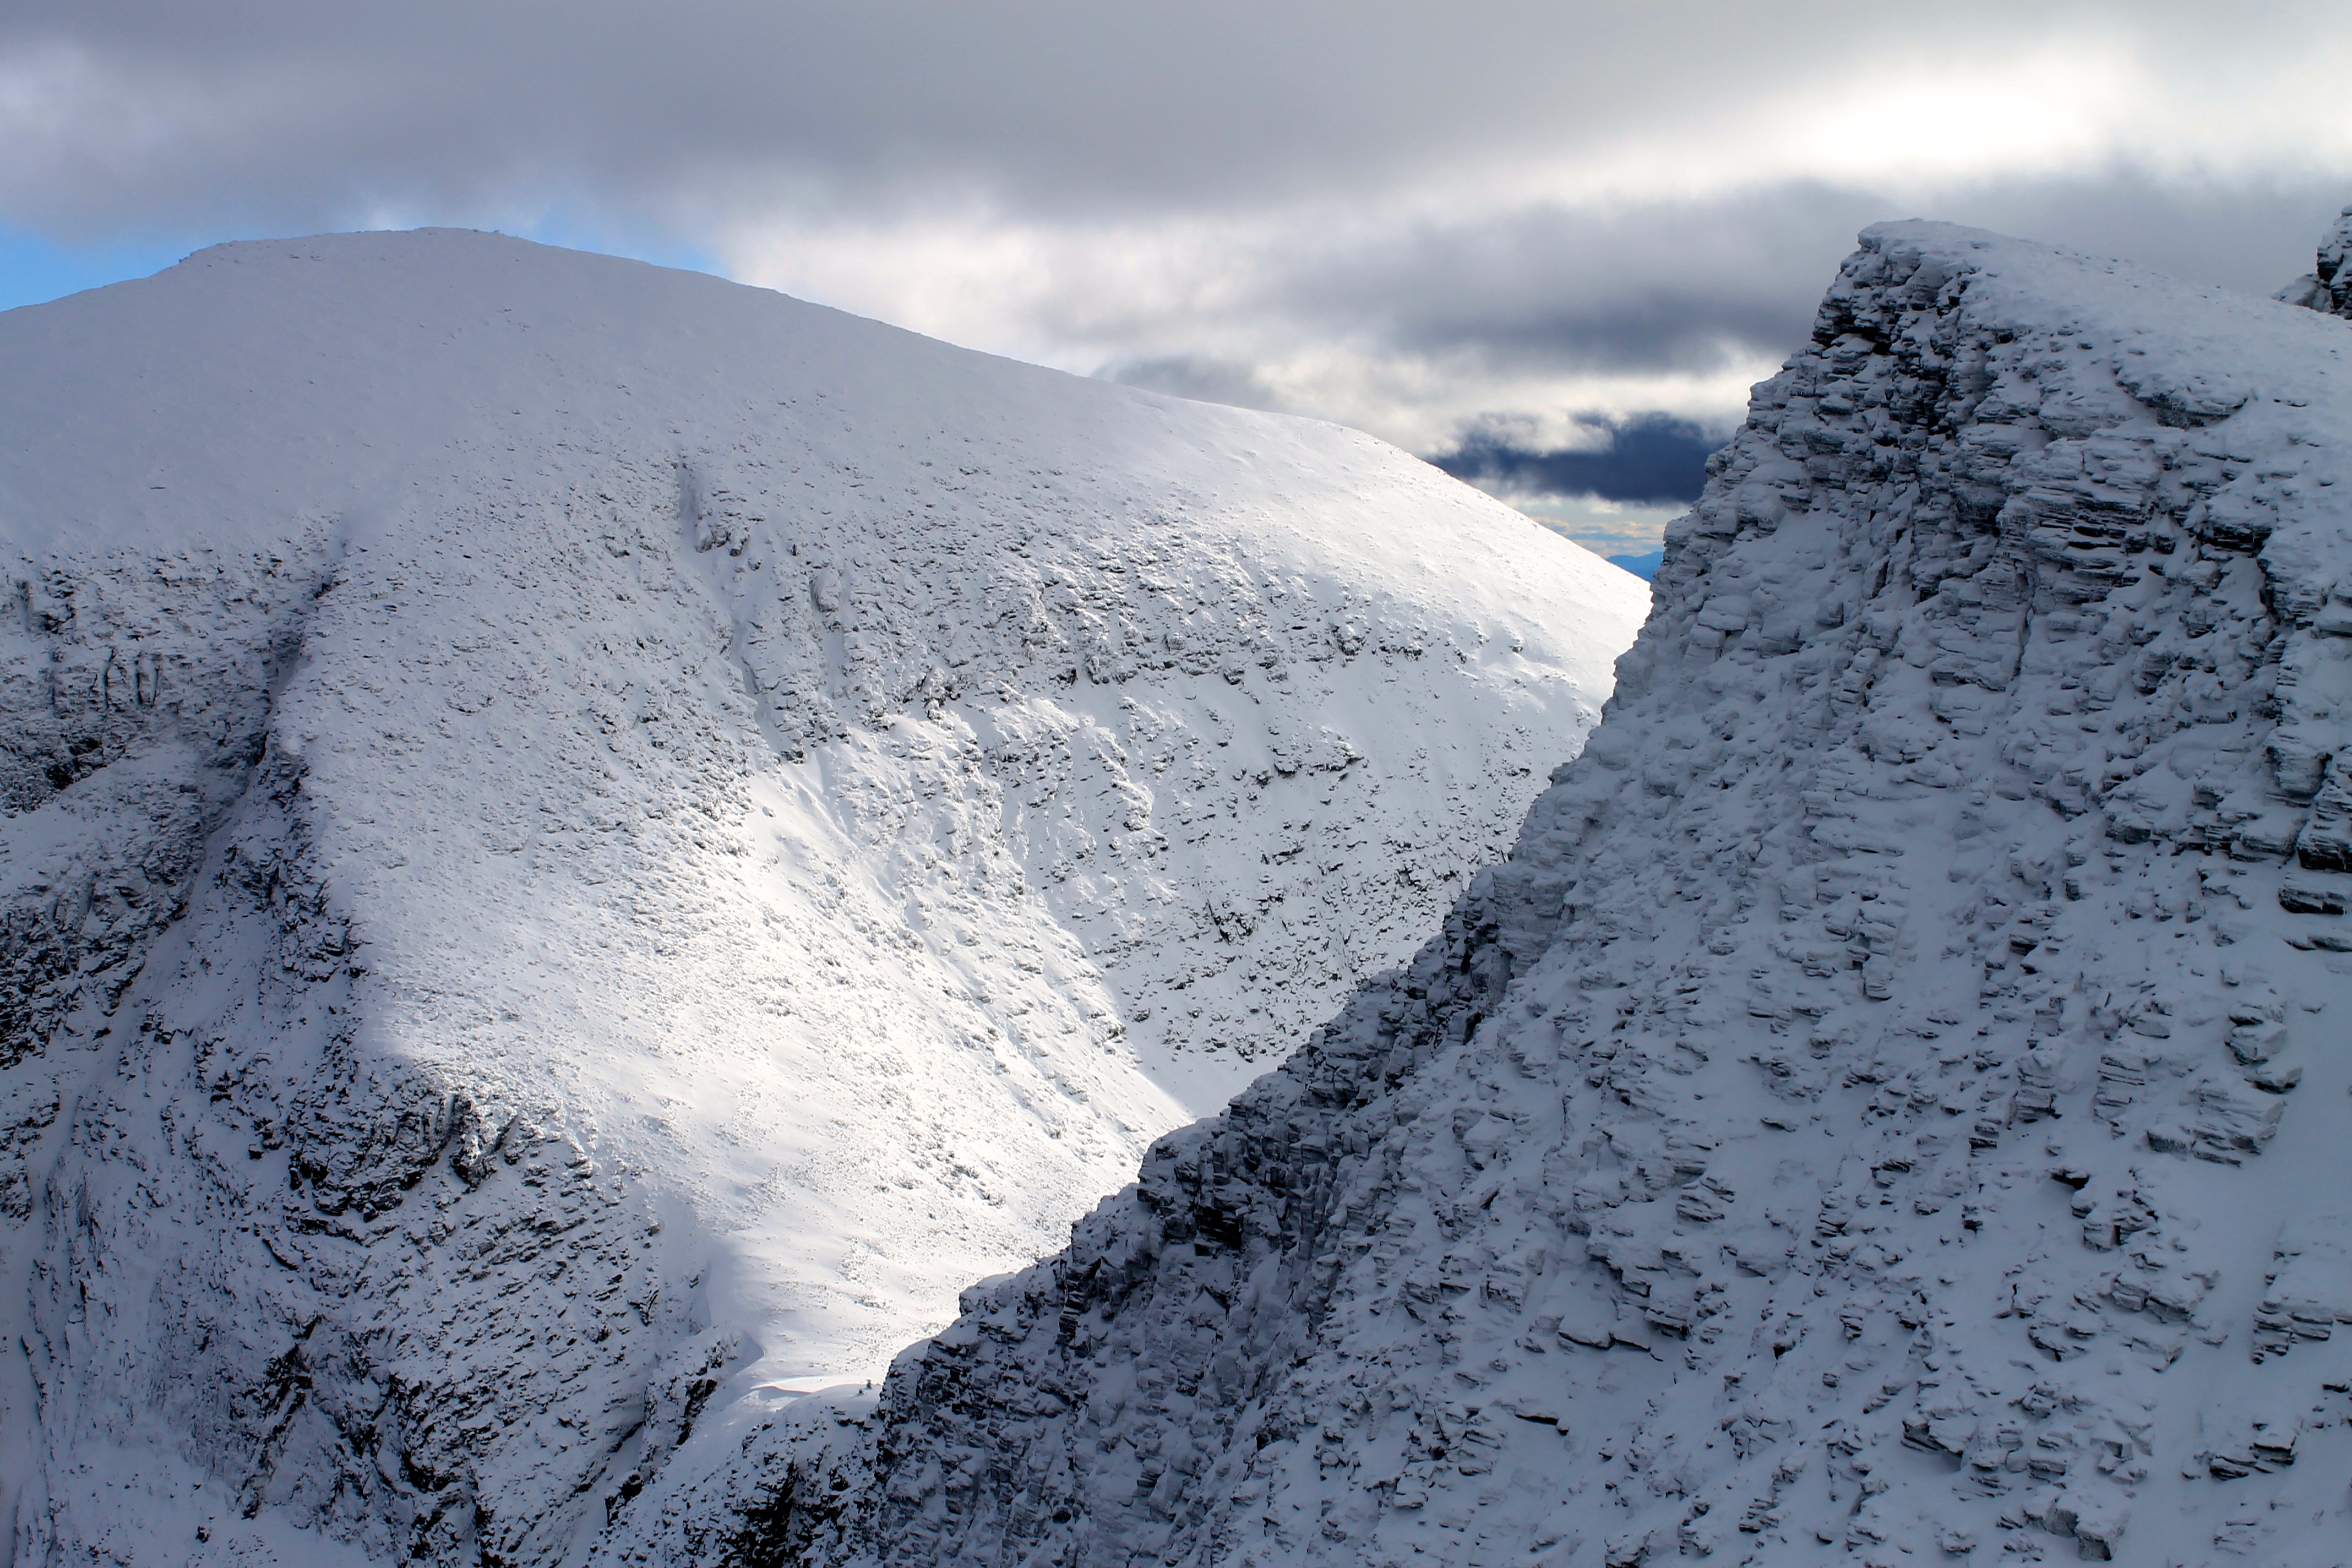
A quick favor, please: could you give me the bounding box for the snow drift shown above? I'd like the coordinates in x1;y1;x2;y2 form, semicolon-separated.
0;231;1643;1564
803;220;2352;1568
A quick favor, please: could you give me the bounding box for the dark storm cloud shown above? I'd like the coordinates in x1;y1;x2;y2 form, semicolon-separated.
1431;414;1719;507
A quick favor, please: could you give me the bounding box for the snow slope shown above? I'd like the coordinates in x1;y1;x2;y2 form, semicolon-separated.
0;232;1643;1564
804;221;2352;1568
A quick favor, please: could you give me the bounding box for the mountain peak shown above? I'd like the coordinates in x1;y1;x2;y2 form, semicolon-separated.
0;228;1645;1564
783;219;2352;1568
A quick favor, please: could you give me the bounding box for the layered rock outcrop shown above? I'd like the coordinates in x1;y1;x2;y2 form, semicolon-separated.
2278;205;2352;318
803;220;2352;1568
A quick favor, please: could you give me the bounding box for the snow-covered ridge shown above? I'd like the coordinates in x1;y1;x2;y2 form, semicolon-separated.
803;220;2352;1568
0;232;1643;1564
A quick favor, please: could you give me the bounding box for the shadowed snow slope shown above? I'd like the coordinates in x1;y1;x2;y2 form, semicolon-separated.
781;221;2352;1568
0;231;1644;1565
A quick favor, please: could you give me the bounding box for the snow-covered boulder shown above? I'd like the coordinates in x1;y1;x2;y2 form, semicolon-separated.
0;232;1642;1564
823;220;2352;1568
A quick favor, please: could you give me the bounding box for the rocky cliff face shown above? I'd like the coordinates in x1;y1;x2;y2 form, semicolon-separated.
0;233;1643;1565
805;221;2352;1568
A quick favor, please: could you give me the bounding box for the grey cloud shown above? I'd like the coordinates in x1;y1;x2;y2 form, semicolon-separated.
1099;356;1295;415
0;3;1782;231
0;2;2322;236
1046;173;2352;459
1917;167;2352;300
1251;173;2351;384
1266;184;1883;377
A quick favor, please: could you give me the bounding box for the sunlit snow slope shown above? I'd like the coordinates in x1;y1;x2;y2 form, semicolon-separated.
807;221;2352;1568
0;231;1643;1565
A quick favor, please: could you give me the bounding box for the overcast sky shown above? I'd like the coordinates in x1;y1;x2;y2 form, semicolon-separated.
4;2;2348;555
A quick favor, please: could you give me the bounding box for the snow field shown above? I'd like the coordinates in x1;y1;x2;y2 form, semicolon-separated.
0;231;1643;1563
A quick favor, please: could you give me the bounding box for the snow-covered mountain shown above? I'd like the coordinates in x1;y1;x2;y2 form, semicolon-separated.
790;220;2352;1568
0;232;1645;1565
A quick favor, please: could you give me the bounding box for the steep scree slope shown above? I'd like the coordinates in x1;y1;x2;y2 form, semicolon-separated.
0;232;1642;1565
815;221;2352;1568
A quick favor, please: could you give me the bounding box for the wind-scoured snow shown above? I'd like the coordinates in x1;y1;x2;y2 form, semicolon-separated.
0;231;1643;1564
789;221;2352;1568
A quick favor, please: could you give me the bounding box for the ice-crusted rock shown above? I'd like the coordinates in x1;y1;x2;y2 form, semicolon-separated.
0;552;325;1221
0;233;1642;1564
800;221;2352;1568
2275;204;2352;319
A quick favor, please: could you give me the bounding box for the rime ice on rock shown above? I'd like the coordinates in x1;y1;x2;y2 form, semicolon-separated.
796;221;2352;1568
2276;204;2352;319
0;233;1642;1566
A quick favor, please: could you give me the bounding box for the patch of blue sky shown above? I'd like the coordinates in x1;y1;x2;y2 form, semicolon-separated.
0;222;225;313
0;215;728;317
1492;488;1685;560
